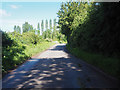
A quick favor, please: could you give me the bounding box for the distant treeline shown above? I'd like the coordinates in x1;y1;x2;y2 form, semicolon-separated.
14;19;58;34
13;19;66;41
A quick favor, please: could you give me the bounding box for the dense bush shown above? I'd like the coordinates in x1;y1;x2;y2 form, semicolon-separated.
57;2;120;78
2;31;28;72
57;2;120;57
22;31;42;44
2;30;46;73
2;31;14;47
8;31;43;45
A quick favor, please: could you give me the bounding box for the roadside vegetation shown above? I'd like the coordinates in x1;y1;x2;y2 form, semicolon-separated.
67;44;119;79
57;2;120;79
2;18;66;75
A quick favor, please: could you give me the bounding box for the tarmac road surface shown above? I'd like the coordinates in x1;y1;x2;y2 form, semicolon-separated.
2;44;118;88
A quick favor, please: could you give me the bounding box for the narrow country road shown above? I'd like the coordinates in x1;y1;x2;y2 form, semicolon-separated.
2;44;118;88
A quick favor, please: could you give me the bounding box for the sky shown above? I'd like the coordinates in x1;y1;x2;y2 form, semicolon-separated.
0;1;64;32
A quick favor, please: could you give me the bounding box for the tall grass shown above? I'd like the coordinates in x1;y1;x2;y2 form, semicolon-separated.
66;44;119;79
24;41;55;57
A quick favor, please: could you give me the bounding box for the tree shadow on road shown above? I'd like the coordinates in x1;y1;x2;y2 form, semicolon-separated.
2;57;83;88
22;57;82;88
2;44;119;88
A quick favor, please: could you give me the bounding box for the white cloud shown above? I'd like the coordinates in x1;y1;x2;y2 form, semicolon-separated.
0;9;11;17
10;5;18;9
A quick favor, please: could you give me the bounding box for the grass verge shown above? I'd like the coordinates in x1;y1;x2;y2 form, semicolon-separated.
24;41;55;57
66;44;119;79
2;41;55;77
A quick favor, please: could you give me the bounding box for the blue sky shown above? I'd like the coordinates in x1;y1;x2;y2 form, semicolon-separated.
0;1;63;32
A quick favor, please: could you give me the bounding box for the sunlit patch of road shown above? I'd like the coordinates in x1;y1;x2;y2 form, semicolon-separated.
2;44;118;88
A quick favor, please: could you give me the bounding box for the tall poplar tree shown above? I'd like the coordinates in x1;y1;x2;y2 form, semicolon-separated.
14;25;17;32
50;19;52;30
45;20;48;30
14;25;21;34
41;20;44;34
37;23;41;35
52;19;57;39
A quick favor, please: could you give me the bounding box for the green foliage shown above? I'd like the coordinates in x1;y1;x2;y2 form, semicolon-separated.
22;22;33;33
14;25;21;34
22;31;42;44
2;31;28;72
58;2;120;78
9;30;43;45
57;2;120;57
37;23;40;30
45;19;48;30
45;38;52;42
42;29;52;39
24;41;55;58
2;18;67;74
53;19;56;29
2;31;14;47
49;19;52;30
41;20;44;33
66;44;120;79
2;30;54;74
56;31;66;42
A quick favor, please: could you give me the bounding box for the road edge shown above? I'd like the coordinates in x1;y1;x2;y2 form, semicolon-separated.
64;45;119;87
